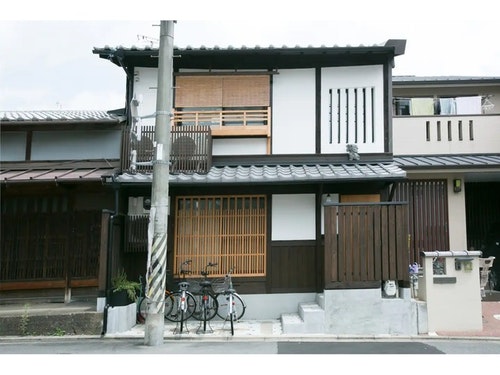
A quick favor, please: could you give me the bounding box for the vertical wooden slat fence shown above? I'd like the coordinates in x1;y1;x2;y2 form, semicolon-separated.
324;203;409;289
392;180;449;263
0;211;101;289
123;124;212;174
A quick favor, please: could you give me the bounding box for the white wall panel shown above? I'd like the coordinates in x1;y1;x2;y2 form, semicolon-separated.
272;194;315;240
321;65;384;154
213;138;267;155
31;131;121;160
133;67;159;129
1;132;26;161
272;69;316;154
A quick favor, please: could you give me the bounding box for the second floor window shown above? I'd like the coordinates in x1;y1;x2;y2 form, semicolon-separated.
173;75;271;133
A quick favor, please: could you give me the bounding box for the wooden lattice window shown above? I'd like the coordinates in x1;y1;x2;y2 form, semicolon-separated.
173;195;267;278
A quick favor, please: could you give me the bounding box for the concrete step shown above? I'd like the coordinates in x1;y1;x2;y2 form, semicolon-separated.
281;301;325;334
281;312;306;334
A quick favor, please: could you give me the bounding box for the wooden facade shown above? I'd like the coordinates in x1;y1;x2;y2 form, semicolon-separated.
324;202;410;289
1;210;103;296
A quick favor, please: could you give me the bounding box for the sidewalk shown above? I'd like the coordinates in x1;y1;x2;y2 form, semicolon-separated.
106;300;500;341
1;299;500;340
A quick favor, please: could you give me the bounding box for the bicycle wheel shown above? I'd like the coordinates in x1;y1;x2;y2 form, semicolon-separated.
192;292;218;321
216;292;246;321
138;296;148;322
164;291;196;322
164;291;175;318
230;302;234;336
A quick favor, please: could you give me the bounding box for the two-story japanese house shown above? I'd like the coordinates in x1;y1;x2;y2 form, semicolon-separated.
92;39;420;335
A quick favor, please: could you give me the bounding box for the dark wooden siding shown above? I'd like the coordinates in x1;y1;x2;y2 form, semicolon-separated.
324;203;409;289
1;211;102;290
465;181;500;251
393;180;449;264
269;241;317;293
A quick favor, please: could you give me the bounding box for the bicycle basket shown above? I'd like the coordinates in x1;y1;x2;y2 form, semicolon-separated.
212;277;229;294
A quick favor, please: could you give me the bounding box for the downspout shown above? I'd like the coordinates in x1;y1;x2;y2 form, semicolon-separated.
101;180;120;337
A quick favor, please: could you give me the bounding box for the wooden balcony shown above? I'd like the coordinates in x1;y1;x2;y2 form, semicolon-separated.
172;107;271;137
123;125;212;174
393;114;500;155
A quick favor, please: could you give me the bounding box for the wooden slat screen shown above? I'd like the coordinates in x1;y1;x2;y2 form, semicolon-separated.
125;125;212;174
173;195;267;278
324;203;409;288
124;214;149;253
170;125;212;174
222;75;270;107
175;76;222;107
175;75;270;108
1;211;101;286
392;180;449;264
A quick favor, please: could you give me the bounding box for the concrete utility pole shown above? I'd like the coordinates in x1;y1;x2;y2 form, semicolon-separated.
144;20;174;346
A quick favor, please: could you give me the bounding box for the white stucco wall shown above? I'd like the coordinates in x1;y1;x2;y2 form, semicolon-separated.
447;175;468;250
272;69;316;154
133;67;159;128
272;194;315;240
212;138;267;155
419;252;482;332
321;65;385;154
30;130;121;160
1;132;26;161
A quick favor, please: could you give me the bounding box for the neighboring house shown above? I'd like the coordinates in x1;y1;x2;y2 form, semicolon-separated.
0;110;125;303
391;76;500;289
93;41;422;335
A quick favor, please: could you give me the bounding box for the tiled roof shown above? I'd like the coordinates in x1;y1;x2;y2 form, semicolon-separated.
96;43;386;53
114;163;406;185
393;76;500;84
394;154;500;168
0;160;120;184
0;110;123;122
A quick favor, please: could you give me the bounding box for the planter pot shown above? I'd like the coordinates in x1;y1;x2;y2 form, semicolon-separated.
110;290;134;307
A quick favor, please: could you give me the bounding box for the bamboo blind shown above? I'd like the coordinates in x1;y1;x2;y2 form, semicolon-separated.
175;75;270;108
173;195;267;278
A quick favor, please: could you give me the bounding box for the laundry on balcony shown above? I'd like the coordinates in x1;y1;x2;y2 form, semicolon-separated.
439;98;457;115
410;98;435;115
455;96;482;114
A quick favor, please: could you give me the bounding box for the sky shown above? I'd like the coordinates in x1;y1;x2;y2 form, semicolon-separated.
1;1;500;111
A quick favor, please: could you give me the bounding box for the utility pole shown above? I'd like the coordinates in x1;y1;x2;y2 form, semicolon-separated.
144;20;174;346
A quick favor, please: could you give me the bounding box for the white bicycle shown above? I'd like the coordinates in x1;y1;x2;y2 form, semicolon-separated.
215;267;246;336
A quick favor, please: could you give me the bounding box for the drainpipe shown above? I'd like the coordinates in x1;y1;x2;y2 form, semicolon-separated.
101;181;120;337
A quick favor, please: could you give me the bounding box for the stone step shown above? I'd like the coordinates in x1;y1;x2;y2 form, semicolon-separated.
281;301;325;334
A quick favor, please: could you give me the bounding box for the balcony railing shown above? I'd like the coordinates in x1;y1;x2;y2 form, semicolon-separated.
172;107;271;137
393;114;500;155
123;125;212;174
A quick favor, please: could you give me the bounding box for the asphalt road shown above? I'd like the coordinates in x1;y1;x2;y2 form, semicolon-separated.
2;337;500;354
2;337;498;375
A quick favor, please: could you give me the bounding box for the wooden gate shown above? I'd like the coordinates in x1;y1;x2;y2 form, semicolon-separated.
0;211;101;292
324;202;409;289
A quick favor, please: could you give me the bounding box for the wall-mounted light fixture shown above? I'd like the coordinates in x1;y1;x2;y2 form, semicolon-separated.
453;179;462;193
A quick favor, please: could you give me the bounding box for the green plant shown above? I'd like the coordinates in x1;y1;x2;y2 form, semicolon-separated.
52;327;66;336
112;269;141;301
19;303;30;336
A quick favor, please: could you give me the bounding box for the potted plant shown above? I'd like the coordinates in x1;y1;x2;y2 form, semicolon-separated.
110;269;141;307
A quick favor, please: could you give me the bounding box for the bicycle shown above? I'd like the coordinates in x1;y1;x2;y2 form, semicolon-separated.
191;262;219;333
215;267;246;336
164;260;197;333
138;270;175;323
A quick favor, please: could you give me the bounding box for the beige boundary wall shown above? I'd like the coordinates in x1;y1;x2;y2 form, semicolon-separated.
419;250;482;333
